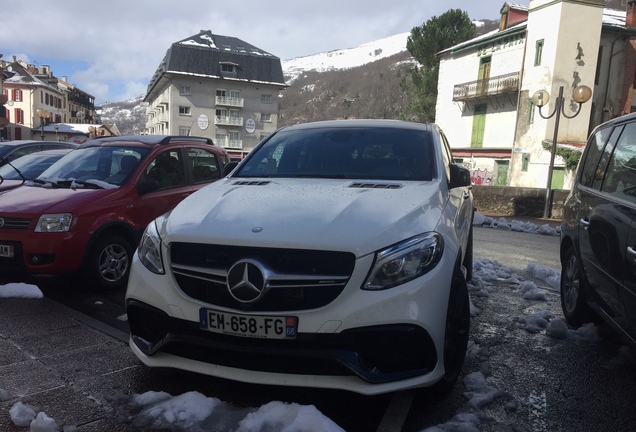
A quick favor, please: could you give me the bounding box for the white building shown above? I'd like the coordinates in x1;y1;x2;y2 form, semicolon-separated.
436;0;636;189
144;30;287;159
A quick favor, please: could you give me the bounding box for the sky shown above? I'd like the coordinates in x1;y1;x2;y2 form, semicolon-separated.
0;0;507;105
2;213;620;432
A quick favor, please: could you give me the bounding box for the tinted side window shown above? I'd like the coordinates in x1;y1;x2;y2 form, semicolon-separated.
580;125;614;188
7;145;41;161
591;126;623;190
145;150;186;189
188;147;220;184
600;122;636;203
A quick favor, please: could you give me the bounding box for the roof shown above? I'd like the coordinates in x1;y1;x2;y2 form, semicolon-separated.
2;62;61;94
145;30;286;100
439;8;636;56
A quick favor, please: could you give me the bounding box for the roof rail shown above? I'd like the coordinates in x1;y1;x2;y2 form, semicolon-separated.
159;136;214;145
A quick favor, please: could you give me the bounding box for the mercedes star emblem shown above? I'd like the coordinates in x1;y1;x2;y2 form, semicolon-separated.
226;259;267;303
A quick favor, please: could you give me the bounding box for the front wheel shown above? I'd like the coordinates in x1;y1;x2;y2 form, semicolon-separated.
431;267;470;395
88;234;133;291
560;245;594;326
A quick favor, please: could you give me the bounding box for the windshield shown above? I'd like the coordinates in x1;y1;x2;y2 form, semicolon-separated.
0;152;68;180
34;146;149;189
235;126;435;181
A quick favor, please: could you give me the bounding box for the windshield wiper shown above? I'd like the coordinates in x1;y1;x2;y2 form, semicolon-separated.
31;178;61;188
3;161;26;180
71;180;104;189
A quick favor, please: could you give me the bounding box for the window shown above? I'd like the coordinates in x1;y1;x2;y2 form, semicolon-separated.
261;94;272;104
145;150;185;189
188;147;220;184
14;108;24;124
216;89;227;97
13;89;23;102
179;127;191;136
580;125;615;188
230;90;241;99
179;86;191;95
534;39;544;66
179;106;191;115
528;100;535;124
221;64;235;73
261;113;271;122
522;154;530;172
600;122;636;201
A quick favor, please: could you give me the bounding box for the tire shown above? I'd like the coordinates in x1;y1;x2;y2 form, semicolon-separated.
88;234;133;291
463;225;474;282
431;266;470;395
560;245;594;326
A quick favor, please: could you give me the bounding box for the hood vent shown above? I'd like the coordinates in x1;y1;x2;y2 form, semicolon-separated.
232;180;271;186
349;182;402;189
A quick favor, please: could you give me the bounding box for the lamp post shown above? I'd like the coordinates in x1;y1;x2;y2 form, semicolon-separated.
36;108;50;141
54;125;59;141
531;85;592;219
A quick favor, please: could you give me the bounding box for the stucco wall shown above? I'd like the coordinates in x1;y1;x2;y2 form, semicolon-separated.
472;185;569;219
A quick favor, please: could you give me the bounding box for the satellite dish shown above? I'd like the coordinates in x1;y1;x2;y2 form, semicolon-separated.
76;111;85;119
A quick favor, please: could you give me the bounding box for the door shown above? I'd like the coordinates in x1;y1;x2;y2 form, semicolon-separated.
477;57;491;95
471;104;486;148
578;122;633;334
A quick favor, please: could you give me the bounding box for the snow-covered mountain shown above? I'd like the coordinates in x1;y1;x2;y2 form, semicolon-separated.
282;32;410;81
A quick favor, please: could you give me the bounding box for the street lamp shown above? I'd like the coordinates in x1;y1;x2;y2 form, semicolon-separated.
53;125;59;141
531;85;592;218
36;108;50;141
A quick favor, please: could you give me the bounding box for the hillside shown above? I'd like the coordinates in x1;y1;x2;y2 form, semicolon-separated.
98;19;501;134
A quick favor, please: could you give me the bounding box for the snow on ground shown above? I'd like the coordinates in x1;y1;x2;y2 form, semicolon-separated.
0;213;618;431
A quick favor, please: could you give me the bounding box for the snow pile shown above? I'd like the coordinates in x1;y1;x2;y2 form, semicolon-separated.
0;283;43;298
473;212;560;236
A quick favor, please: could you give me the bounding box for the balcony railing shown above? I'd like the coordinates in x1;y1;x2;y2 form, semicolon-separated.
216;96;244;107
215;116;243;126
452;72;520;102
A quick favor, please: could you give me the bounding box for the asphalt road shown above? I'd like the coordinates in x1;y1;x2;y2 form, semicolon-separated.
19;225;636;431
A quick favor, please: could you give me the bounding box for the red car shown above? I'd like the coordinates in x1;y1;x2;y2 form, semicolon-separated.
0;148;74;193
0;135;229;290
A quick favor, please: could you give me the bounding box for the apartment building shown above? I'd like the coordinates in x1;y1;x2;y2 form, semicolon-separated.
0;57;97;141
435;0;636;190
144;30;287;158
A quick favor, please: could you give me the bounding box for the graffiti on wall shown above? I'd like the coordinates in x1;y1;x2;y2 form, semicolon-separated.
470;168;493;185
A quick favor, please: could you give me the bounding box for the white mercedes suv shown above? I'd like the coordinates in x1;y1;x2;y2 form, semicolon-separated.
125;119;474;395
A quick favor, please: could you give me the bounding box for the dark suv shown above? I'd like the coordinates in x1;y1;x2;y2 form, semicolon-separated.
560;112;636;346
0;135;229;290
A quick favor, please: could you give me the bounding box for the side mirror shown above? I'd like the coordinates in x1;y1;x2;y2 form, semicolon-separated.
449;164;472;189
223;161;239;177
138;180;161;195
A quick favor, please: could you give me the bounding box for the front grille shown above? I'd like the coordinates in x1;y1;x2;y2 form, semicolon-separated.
170;243;355;312
0;217;31;230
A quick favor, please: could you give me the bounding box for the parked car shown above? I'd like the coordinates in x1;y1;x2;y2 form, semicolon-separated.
0;140;78;167
0;149;74;193
0;135;229;290
125;119;474;395
560;112;636;347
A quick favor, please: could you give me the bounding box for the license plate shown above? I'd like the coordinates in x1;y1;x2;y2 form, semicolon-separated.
0;244;14;258
200;308;298;339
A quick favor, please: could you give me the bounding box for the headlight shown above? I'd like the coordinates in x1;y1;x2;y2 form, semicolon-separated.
363;233;444;290
35;213;72;232
138;219;164;274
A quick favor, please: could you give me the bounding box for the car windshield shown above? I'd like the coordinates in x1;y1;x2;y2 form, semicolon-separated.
34;146;148;189
235;126;435;181
0;152;68;180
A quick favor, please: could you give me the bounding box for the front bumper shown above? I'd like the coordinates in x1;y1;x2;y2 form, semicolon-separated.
125;245;454;395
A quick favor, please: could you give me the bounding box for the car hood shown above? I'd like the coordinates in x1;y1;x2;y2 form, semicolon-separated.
0;184;115;214
164;178;445;256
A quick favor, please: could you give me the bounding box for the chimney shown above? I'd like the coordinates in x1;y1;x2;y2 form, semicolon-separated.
628;0;636;28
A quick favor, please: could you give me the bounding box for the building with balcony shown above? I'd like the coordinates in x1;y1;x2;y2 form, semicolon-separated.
436;0;636;189
0;57;97;141
144;30;287;158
